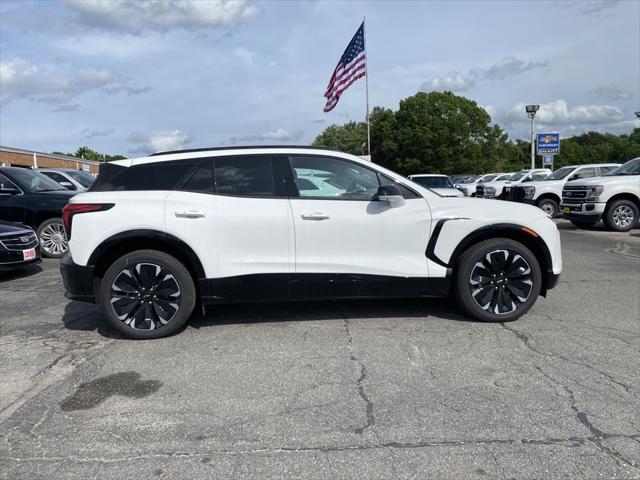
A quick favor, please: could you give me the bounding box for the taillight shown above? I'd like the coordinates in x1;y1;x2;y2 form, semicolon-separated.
62;203;114;239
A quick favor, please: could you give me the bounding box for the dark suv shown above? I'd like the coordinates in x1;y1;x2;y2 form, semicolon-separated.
0;167;76;258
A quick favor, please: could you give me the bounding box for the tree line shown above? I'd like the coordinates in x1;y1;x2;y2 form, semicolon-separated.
52;146;126;163
312;91;640;175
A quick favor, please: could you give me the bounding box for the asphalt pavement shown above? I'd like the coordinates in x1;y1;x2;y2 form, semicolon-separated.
1;220;639;479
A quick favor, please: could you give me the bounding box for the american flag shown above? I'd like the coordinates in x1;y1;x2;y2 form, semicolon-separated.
323;22;366;112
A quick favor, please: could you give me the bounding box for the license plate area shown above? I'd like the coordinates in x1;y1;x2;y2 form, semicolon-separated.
23;248;36;261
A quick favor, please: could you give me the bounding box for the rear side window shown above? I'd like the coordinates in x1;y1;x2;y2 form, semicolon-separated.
93;160;196;191
179;159;214;193
214;156;275;197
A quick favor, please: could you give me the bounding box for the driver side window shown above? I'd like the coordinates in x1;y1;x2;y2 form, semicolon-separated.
289;156;380;200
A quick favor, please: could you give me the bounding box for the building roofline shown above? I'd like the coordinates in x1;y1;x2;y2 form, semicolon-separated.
149;145;339;157
0;145;101;165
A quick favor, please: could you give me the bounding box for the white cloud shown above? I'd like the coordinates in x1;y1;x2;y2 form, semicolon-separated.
421;71;475;92
479;56;548;80
588;85;634;101
229;128;304;144
578;0;621;17
233;46;255;66
52;104;81;112
0;57;150;106
62;0;258;33
80;128;114;139
525;100;624;125
128;130;192;154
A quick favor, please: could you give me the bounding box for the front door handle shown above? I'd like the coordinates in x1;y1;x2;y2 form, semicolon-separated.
301;213;330;221
175;210;205;219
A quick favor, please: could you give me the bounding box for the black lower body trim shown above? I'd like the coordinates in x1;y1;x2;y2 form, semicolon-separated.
60;254;96;303
562;213;601;223
199;273;451;305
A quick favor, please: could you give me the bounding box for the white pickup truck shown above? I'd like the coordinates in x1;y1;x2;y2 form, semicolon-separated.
456;172;510;197
560;157;640;231
507;163;620;216
476;169;551;199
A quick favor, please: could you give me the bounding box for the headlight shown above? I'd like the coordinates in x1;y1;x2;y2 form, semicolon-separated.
523;186;536;200
587;185;604;201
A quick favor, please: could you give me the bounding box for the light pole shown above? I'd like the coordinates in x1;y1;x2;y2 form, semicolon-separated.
526;104;539;169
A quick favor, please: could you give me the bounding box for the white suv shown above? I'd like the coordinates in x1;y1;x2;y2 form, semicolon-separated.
560;157;640;231
508;163;620;216
60;147;562;339
476;169;551;199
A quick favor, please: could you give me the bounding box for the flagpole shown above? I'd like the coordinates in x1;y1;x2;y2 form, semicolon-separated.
363;18;371;159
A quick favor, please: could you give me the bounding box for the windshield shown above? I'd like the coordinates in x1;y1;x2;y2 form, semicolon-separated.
494;174;512;181
545;166;575;180
479;174;498;182
7;169;67;192
508;171;529;181
67;170;95;188
412;176;454;188
605;158;640;176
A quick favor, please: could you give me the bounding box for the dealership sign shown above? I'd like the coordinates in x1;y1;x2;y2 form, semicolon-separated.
536;132;560;155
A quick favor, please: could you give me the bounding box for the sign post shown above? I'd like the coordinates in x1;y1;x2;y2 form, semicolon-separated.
536;132;560;170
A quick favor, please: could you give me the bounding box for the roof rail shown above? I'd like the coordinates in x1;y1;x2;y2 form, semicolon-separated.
149;145;339;157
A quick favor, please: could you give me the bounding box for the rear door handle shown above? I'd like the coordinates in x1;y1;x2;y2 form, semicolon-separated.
301;213;330;221
175;210;205;219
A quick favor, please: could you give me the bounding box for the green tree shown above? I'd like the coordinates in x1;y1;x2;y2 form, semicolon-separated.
312;121;368;155
52;146;126;162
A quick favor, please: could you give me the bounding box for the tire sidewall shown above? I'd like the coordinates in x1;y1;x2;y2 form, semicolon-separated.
98;249;196;340
537;198;558;217
605;200;639;232
454;238;542;323
36;218;68;259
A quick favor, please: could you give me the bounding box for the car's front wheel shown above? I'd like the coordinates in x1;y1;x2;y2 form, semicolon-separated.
453;238;542;323
98;249;196;339
603;199;638;232
37;218;68;258
536;197;559;217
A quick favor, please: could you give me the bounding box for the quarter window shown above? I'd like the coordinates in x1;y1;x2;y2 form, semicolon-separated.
94;161;197;191
214;156;275;197
289;156;380;200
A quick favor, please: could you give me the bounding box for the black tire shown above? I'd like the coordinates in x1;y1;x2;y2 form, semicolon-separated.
570;220;597;229
453;238;542;323
603;199;639;232
536;197;559;217
98;249;196;339
36;218;68;258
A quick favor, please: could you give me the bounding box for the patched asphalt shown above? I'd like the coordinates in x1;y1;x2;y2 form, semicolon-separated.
1;220;639;479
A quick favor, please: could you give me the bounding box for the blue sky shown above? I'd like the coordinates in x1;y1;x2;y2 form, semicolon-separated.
1;0;638;156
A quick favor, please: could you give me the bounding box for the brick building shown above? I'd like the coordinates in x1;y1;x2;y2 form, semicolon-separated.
0;145;100;174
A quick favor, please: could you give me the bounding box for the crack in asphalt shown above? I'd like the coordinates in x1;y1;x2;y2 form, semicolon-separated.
340;310;375;436
499;322;631;394
501;324;637;468
3;433;640;464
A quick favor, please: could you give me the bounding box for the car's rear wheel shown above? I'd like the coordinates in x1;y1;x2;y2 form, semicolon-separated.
98;249;196;339
570;220;597;229
536;198;559;217
603;200;638;232
37;218;68;258
453;238;542;323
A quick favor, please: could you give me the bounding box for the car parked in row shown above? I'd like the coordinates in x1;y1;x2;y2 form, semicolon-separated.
560;157;640;231
0;221;40;271
507;163;621;216
456;172;511;197
60;146;561;339
476;169;551;199
0;167;76;258
37;168;96;192
407;174;464;197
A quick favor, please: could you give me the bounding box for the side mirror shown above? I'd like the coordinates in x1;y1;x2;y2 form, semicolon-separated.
59;181;76;190
375;184;405;207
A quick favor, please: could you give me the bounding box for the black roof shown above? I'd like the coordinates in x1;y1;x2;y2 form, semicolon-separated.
149;145;340;157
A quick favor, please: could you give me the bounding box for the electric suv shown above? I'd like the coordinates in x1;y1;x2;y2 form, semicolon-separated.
60;147;562;339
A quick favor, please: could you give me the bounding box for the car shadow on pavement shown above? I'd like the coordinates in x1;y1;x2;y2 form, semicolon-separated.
191;297;474;330
0;264;43;283
61;297;473;339
62;301;124;339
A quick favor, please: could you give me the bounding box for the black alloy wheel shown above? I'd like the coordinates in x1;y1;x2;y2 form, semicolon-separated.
469;250;533;315
454;238;542;322
99;250;196;339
